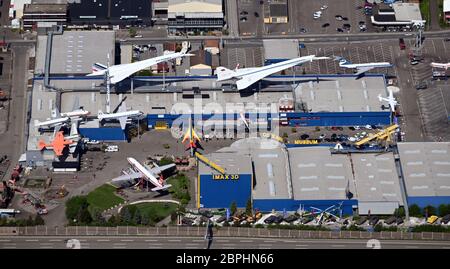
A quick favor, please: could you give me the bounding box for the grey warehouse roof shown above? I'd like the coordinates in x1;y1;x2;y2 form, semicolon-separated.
35;31;115;75
398;142;450;197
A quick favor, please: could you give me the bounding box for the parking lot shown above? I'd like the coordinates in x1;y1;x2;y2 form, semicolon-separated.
237;0;264;37
222;42;264;69
292;40;397;77
265;0;369;35
0;50;12;134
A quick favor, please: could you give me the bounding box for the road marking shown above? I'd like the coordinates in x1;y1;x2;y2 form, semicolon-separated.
186;243;199;246
2;246;17;249
296;245;309;247
121;239;134;242
113;243;126;245
97;239;110;242
295;247;307;249
240;240;253;243
149;243;162;246
217;240;229;243
148;246;162;249
49;239;62;242
39;246;54;249
113;246;127;249
222;243;236;246
405;246;419;249
26;239;38;242
283;240;297;243
331;245;345;248
40;243;54;245
168;239;181;242
259;244;272;247
185;246;198;249
0;239;11;242
145;239;157;242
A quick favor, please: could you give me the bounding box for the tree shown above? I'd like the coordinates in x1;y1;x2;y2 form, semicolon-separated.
409;204;421;217
424;205;437;216
120;207;133;224
34;215;45;226
107;215;117;226
230;201;237;216
245;198;252;216
78;207;93;224
26;216;34;226
92;209;106;225
141;214;150;226
394;207;405;217
66;196;90;223
438;204;450;217
133;208;142;225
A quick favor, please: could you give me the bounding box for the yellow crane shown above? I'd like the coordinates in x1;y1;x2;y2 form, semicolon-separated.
195;152;226;175
354;124;399;147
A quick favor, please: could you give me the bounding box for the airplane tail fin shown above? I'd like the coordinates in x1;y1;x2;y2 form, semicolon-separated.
216;67;237;81
92;63;107;73
377;94;383;102
34;120;41;128
334;56;350;65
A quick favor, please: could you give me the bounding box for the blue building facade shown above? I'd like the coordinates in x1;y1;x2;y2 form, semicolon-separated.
198;174;253;209
79;127;128;141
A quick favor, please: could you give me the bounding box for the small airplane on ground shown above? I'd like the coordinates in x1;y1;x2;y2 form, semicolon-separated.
216;55;329;90
38;131;74;156
334;56;392;77
97;101;143;130
110;157;174;192
378;88;398;112
430;62;450;70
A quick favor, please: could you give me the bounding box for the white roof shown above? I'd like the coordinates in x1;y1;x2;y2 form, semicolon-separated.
393;3;422;21
445;0;450;13
168;0;222;13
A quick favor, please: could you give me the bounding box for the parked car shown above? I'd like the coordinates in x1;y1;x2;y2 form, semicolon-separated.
355;216;367;225
416;83;427;90
105;145;119;152
322;23;330;28
410;60;420;65
264;215;277;224
336;28;344;33
240;11;248;15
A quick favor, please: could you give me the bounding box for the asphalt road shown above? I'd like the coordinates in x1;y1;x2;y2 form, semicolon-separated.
0;44;32;176
0;236;449;249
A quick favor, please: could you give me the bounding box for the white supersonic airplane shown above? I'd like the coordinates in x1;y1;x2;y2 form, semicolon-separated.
216;55;330;90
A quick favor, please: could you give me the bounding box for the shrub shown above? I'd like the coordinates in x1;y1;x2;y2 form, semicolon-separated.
438;204;450;217
423;205;437;216
409;204;422;217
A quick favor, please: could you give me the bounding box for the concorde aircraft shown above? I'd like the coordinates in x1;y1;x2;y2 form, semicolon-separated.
334;56;392;77
87;49;193;84
110;157;174;192
216;55;330;90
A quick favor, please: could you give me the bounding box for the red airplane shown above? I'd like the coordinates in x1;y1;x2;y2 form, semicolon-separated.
38;131;73;156
181;117;201;151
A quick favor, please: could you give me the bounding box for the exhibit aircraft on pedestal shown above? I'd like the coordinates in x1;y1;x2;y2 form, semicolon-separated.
334;56;392;77
216;55;330;90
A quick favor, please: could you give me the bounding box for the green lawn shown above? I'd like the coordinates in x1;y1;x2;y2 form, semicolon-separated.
128;202;178;223
87;184;124;212
167;174;191;204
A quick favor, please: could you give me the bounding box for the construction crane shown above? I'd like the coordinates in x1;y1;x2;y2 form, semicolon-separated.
195;152;226;175
354;124;398;148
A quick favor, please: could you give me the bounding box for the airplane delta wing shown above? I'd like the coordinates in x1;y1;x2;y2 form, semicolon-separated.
216;55;329;90
354;66;375;77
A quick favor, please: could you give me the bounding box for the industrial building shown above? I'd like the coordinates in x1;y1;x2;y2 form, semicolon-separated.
198;138;405;215
67;0;153;27
167;0;224;34
398;142;450;208
263;0;289;24
22;3;68;30
370;3;424;27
